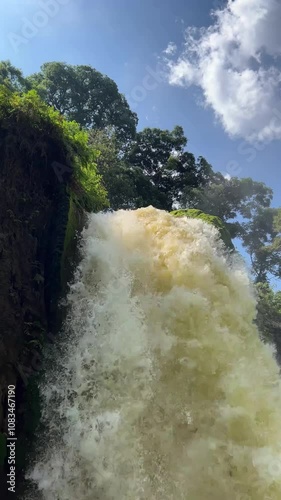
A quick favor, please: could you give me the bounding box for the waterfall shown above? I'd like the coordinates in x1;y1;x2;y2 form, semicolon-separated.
25;206;281;499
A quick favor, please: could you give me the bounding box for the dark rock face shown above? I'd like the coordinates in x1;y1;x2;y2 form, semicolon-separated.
0;134;77;495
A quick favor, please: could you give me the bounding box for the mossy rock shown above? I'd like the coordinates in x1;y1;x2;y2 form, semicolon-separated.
0;85;109;489
171;209;234;251
0;85;108;212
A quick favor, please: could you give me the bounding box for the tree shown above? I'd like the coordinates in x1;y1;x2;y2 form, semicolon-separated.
125;126;203;210
266;209;281;280
243;208;281;282
240;208;279;282
89;129;133;209
255;282;281;362
184;175;273;239
89;129;168;210
27;62;138;144
0;60;30;93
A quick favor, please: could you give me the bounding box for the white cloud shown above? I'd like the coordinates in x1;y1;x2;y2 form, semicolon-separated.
165;0;281;143
163;42;177;56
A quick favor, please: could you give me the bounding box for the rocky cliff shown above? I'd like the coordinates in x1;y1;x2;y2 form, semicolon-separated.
0;87;106;497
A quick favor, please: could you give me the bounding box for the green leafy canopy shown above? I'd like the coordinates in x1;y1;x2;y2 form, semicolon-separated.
0;85;108;212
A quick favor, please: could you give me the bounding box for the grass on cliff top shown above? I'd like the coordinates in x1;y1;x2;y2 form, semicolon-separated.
0;85;108;212
171;209;234;251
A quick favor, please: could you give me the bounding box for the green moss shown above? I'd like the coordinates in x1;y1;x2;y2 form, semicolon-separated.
0;433;7;466
171;209;234;251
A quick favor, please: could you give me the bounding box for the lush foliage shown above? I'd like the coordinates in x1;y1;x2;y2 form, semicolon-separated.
0;60;30;93
27;62;138;145
0;85;108;212
255;283;281;352
89;129;170;210
124;126;210;210
186;173;273;237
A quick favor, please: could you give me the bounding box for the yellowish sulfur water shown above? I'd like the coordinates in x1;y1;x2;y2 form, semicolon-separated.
26;207;281;499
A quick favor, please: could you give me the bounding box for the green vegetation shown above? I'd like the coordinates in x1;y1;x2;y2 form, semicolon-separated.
255;283;281;351
0;60;30;93
0;84;108;212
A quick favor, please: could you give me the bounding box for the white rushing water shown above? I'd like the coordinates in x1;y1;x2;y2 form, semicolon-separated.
25;207;281;499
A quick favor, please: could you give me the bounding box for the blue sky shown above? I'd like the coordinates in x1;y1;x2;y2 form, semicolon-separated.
0;0;280;211
0;0;281;199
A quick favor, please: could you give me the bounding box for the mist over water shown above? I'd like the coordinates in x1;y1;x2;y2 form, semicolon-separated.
25;207;281;499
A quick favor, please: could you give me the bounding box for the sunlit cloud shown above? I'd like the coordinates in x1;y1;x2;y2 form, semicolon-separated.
165;0;281;144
